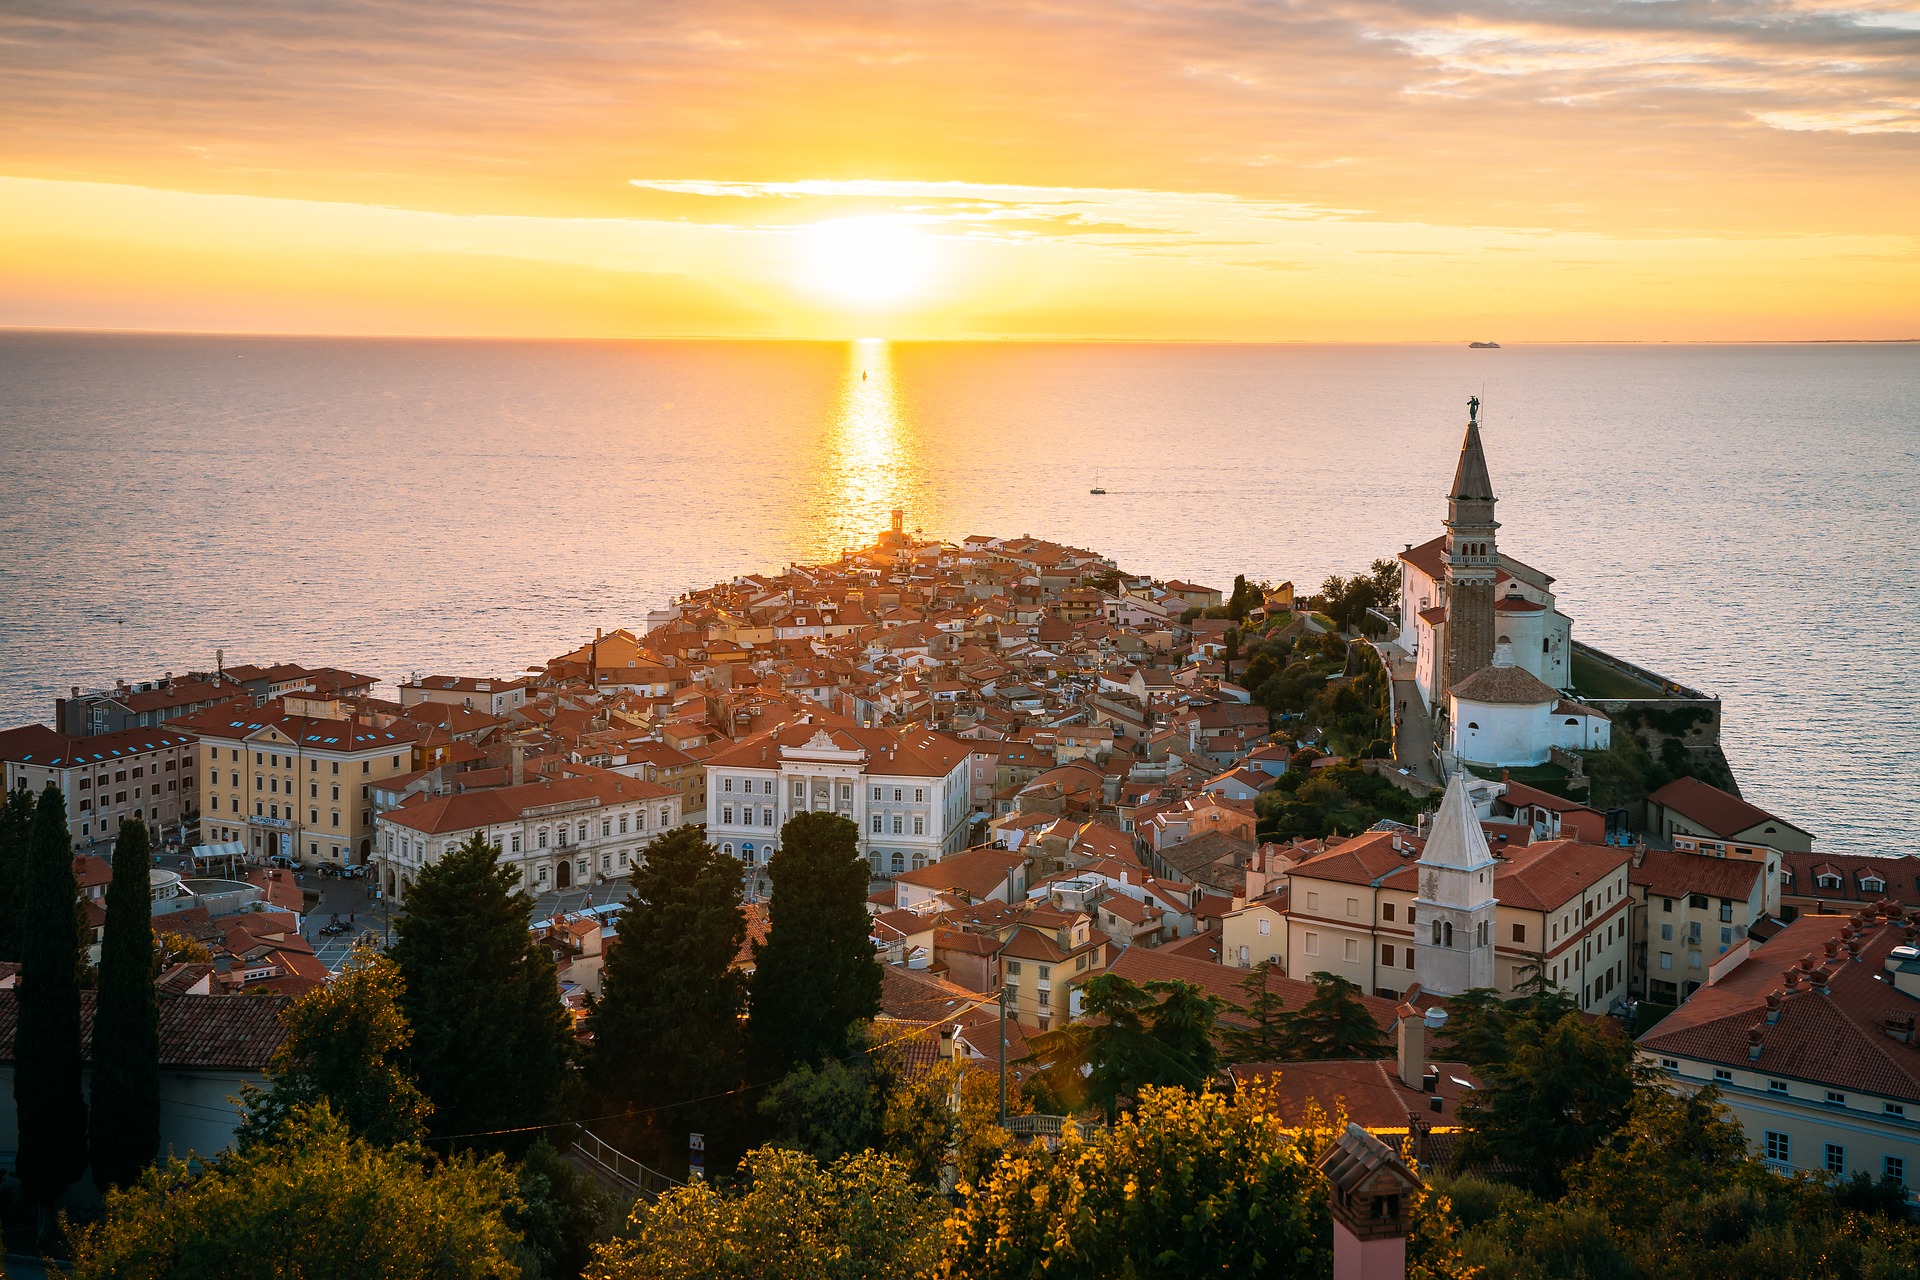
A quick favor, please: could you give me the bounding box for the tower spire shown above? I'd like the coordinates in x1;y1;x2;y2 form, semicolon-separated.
1451;399;1494;502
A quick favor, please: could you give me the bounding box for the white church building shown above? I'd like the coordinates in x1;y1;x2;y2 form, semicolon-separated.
1398;403;1609;769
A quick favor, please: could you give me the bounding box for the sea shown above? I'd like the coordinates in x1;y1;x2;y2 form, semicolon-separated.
1;333;1915;855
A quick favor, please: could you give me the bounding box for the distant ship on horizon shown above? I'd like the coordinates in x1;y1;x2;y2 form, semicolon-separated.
1468;341;1501;348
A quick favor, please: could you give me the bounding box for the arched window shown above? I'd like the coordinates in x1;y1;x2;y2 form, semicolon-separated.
911;852;928;870
1432;920;1443;945
1443;921;1454;947
1467;721;1479;730
742;843;756;865
890;851;905;873
722;842;735;857
1565;718;1580;726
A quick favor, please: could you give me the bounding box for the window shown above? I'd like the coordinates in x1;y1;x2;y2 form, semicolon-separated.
1257;918;1270;936
1825;1091;1846;1107
723;806;735;825
603;820;612;837
872;786;881;800
538;830;549;848
1382;902;1395;922
871;814;883;833
1826;1144;1846;1175
1763;1131;1790;1164
1346;897;1359;917
793;781;805;799
1886;1103;1907;1118
913;817;925;835
1306;892;1319;910
1887;1156;1906;1187
1768;1080;1787;1094
1382;944;1396;966
1303;932;1319;956
510;835;521;853
892;815;903;834
619;815;629;834
1511;922;1526;943
1008;961;1022;976
1660;1058;1679;1072
762;807;774;827
1662;897;1673;913
724;778;734;793
1661;923;1674;941
1713;1068;1732;1083
1344;938;1359;961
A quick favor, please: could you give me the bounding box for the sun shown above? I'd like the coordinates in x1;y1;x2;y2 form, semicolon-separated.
797;216;937;309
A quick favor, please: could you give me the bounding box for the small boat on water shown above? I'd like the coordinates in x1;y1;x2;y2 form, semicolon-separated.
1468;341;1501;349
1090;486;1107;495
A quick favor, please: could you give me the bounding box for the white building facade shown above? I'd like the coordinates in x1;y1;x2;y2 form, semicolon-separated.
375;772;682;905
704;718;977;877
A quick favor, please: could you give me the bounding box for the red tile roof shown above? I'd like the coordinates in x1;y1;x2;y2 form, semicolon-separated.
1631;849;1764;904
1648;776;1809;840
1638;912;1920;1101
1231;1058;1481;1130
0;989;290;1070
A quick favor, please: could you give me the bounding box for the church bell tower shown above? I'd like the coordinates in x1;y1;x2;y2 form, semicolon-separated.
1440;398;1499;705
1414;775;1498;996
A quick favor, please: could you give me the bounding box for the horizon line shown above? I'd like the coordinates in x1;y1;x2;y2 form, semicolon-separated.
3;324;1916;347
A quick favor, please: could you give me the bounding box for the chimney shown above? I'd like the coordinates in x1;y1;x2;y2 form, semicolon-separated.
1747;1026;1764;1061
510;743;525;788
1765;990;1783;1024
1396;1003;1425;1090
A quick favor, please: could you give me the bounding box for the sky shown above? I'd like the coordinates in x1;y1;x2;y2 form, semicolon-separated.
2;1;1916;341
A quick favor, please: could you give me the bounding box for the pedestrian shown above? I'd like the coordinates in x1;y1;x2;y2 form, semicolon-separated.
349;911;355;924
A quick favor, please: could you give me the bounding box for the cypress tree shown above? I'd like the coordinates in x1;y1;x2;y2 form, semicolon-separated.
0;786;32;963
749;812;880;1079
88;817;161;1189
391;831;573;1146
1282;971;1389;1060
14;785;88;1213
589;825;746;1171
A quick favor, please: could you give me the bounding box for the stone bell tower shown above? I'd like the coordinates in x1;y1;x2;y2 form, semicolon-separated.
1414;774;1498;996
1439;397;1499;708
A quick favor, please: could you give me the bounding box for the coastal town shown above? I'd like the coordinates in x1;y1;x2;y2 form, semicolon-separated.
4;408;1917;1268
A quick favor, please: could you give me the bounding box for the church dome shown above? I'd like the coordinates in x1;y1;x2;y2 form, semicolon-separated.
1449;663;1558;707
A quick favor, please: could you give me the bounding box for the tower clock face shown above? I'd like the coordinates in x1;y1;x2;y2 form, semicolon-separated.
1421;870;1439;900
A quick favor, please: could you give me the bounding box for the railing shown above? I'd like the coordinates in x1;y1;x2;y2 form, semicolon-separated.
1001;1114;1105;1143
570;1127;684;1202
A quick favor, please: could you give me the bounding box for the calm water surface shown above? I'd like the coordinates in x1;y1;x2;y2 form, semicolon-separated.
2;334;1915;854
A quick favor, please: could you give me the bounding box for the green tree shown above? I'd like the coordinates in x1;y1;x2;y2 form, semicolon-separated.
943;1085;1328;1280
589;825;746;1172
1227;574;1251;623
508;1138;623;1280
1220;961;1291;1063
0;785;33;963
589;1146;945;1280
758;1054;885;1164
14;784;88;1215
237;947;431;1149
90;817;162;1190
880;1056;1034;1191
1567;1085;1759;1236
392;830;574;1147
1281;971;1389;1060
749;812;880;1078
68;1101;524;1280
1023;974;1222;1120
1459;1010;1637;1196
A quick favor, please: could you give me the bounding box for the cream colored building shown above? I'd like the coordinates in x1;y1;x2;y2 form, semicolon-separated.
1275;778;1633;1012
1638;911;1920;1209
376;769;682;905
180;705;420;868
0;723;199;848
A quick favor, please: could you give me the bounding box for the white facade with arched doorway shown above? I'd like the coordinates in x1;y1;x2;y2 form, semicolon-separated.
374;770;682;907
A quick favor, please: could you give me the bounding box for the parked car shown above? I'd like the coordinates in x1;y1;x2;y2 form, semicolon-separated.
267;854;298;870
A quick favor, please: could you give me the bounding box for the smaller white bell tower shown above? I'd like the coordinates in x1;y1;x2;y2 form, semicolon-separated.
1414;775;1498;996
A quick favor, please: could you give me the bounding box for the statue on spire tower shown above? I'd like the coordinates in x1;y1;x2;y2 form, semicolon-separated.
1468;395;1479;425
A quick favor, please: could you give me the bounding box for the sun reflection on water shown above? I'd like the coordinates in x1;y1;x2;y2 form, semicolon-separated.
801;339;923;560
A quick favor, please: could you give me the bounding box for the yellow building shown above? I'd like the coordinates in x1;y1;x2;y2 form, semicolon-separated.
180;705;420;868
